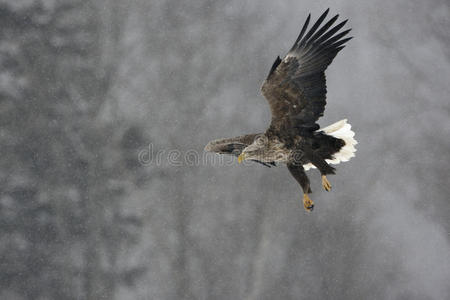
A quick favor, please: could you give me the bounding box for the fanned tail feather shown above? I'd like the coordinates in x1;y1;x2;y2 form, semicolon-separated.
303;119;357;170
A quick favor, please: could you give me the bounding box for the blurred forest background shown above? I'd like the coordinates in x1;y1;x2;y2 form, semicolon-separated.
0;0;449;299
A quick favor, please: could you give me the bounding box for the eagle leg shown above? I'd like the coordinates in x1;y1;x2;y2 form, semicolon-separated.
322;175;332;192
310;154;335;191
287;163;314;211
303;194;314;212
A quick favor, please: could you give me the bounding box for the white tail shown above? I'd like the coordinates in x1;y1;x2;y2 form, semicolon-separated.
303;119;357;171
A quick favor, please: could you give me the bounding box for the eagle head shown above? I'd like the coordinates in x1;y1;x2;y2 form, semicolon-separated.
238;134;269;163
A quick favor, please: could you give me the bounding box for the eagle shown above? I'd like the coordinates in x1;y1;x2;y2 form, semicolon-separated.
204;9;357;211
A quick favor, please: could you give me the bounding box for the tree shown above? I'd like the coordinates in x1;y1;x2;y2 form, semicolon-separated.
0;1;146;299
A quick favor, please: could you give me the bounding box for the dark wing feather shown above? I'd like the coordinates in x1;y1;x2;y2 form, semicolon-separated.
261;9;352;135
204;134;275;167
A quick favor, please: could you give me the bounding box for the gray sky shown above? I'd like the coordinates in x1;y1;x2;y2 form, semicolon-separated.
124;1;450;299
1;0;449;299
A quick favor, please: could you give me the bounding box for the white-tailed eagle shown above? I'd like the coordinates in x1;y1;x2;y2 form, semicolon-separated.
205;9;357;211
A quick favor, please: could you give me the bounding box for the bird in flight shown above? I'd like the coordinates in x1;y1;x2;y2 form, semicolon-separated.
204;9;357;211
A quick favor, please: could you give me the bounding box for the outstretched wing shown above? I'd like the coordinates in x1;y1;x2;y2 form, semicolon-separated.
261;9;352;135
204;134;275;167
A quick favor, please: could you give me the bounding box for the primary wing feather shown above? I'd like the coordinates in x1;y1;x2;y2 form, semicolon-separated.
261;9;352;135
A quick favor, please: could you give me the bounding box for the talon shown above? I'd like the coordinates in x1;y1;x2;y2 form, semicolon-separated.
322;175;331;192
303;193;314;212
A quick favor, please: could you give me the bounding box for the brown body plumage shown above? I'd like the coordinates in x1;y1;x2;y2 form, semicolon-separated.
204;9;357;211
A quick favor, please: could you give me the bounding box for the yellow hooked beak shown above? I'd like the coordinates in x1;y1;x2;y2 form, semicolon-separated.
238;153;246;164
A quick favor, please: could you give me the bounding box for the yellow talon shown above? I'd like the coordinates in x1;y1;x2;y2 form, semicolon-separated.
303;193;314;212
322;175;331;191
238;153;246;164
